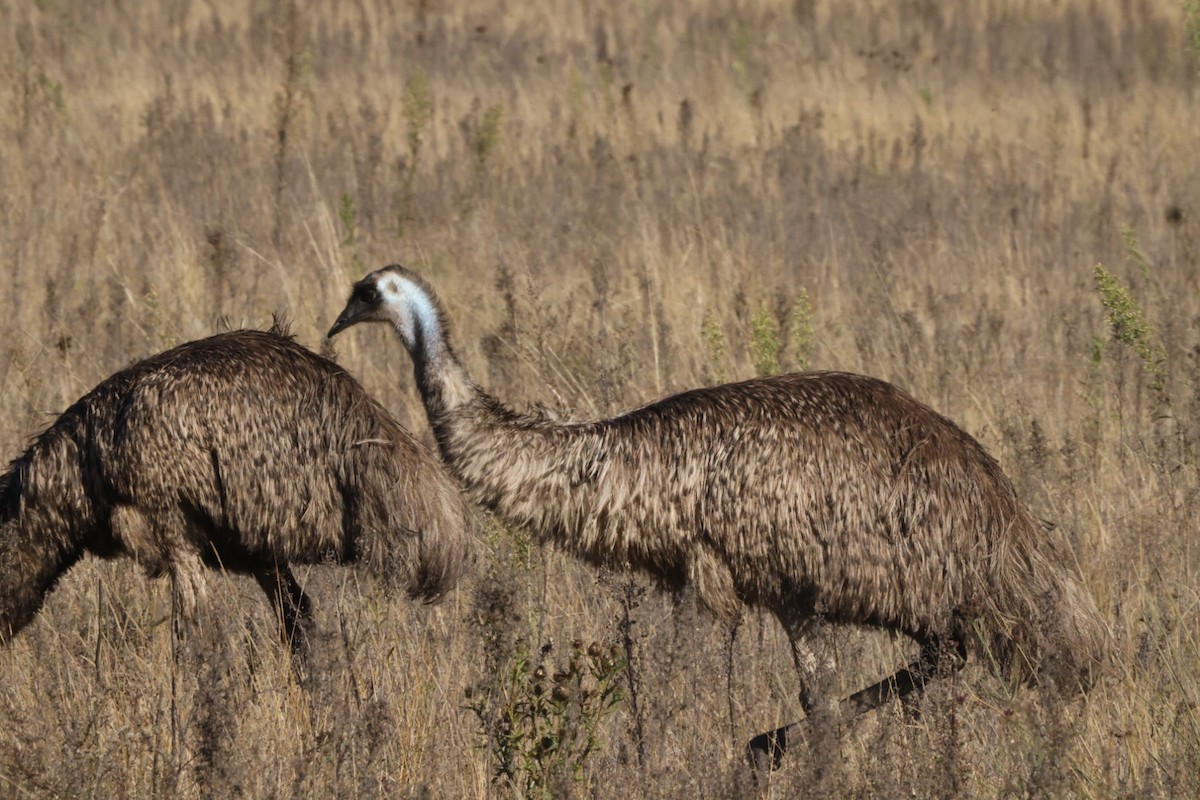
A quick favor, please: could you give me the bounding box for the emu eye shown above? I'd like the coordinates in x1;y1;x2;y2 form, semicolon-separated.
357;285;380;304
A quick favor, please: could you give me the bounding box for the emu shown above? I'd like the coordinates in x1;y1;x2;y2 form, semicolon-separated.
0;327;471;662
328;265;1109;767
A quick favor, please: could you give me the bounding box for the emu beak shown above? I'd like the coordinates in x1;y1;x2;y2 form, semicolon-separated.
326;303;360;338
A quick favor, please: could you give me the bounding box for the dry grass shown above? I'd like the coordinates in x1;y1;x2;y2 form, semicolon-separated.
2;0;1198;796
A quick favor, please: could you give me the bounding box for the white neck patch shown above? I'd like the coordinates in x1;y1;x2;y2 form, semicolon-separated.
381;274;442;352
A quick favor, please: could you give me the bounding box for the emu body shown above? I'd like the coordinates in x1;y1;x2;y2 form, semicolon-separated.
330;265;1108;765
0;329;471;658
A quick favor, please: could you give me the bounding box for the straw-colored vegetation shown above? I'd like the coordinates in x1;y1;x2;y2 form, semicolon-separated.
1;0;1197;796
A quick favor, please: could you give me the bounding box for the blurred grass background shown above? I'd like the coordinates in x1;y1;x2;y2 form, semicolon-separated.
1;0;1198;796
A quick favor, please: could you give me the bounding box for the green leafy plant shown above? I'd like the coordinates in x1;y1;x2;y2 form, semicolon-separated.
730;17;754;103
789;288;816;370
337;192;364;273
37;72;67;117
749;302;782;377
270;0;309;249
701;310;729;383
403;69;433;167
457;102;505;213
467;638;625;799
482;517;535;573
566;67;584;140
1186;0;1200;70
141;287;178;349
1121;225;1153;282
475;103;504;180
1093;263;1167;398
397;69;433;237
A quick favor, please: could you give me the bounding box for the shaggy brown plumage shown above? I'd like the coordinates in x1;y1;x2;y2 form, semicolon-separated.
329;265;1109;765
0;327;471;660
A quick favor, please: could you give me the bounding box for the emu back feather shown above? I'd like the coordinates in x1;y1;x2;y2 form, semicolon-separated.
334;263;1109;695
1;330;471;643
432;359;1107;689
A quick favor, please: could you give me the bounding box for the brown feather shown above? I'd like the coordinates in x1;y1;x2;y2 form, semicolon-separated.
332;264;1109;700
0;329;472;646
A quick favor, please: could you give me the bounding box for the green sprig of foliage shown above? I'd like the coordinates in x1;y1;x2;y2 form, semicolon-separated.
403;69;433;168
1120;225;1152;282
459;102;504;213
475;103;504;176
1093;263;1167;397
467;638;625;799
789;288;816;370
37;72;66;117
701;310;729;383
1186;0;1200;70
337;192;356;247
566;67;584;140
141;288;178;349
483;517;535;572
337;192;364;273
750;302;781;377
270;0;309;249
397;69;433;237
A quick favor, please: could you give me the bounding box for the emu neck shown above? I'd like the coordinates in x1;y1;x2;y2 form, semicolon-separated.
399;323;560;514
392;289;475;419
396;323;694;597
390;296;645;576
409;335;479;422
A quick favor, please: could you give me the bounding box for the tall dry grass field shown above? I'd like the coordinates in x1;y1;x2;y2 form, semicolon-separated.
2;0;1198;796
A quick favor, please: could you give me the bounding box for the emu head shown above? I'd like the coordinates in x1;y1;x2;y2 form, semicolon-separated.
328;264;445;355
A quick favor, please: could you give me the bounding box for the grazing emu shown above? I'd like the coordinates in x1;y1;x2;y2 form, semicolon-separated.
0;327;471;662
329;265;1109;767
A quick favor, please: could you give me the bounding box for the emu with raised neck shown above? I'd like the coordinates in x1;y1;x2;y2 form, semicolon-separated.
328;267;672;584
328;263;1109;770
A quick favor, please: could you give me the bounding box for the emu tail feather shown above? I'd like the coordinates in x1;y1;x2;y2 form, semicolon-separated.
408;496;475;603
1040;569;1111;690
344;433;473;604
977;515;1110;691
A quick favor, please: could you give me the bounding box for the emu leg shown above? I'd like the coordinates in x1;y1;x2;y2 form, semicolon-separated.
789;627;834;716
254;563;313;667
169;547;211;639
748;635;967;771
843;636;966;716
747;617;830;771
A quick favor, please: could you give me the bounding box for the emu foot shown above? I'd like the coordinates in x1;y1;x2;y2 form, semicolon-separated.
899;691;924;723
747;722;802;772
